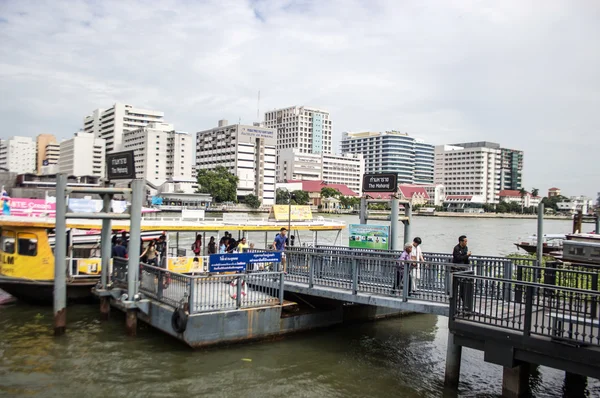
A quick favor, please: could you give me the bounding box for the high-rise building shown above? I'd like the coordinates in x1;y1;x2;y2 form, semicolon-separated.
263;106;332;155
83;103;164;153
434;142;502;204
340;131;435;185
196;120;276;205
277;149;364;194
59;132;106;178
0;136;36;174
35;134;57;173
122;122;194;187
499;148;523;190
40;142;60;175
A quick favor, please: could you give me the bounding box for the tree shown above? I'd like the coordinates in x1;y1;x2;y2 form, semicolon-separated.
196;166;239;203
291;190;309;205
243;194;261;209
338;196;360;209
519;188;527;213
531;188;539;197
276;188;289;204
320;187;341;199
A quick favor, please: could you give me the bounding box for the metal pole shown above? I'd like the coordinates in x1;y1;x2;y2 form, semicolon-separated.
359;197;367;224
536;203;544;267
100;193;112;288
53;173;67;336
390;197;400;250
403;202;412;245
595;208;600;235
128;179;144;297
288;192;292;238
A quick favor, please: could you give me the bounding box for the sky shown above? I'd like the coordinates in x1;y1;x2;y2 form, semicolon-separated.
0;0;598;198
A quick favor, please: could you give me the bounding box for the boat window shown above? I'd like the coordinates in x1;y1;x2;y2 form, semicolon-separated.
592;248;600;258
1;230;15;254
17;233;38;257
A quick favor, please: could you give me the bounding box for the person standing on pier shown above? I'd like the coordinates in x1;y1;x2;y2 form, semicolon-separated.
191;235;202;256
409;237;424;292
207;236;217;254
452;235;472;312
272;228;287;272
237;237;249;252
112;238;128;259
395;243;413;293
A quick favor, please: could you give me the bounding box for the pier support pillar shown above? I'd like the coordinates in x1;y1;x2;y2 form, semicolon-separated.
100;297;110;320
502;364;530;398
564;372;587;397
126;309;137;336
444;332;462;388
53;173;68;336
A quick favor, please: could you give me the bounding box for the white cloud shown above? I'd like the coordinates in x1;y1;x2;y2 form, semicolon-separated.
0;0;598;196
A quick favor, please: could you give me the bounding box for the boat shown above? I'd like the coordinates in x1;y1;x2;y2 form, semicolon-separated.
560;233;600;266
0;211;345;304
514;234;565;255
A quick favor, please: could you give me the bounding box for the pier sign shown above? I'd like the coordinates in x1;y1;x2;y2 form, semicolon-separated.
209;252;282;273
107;151;135;180
362;173;398;193
349;224;390;250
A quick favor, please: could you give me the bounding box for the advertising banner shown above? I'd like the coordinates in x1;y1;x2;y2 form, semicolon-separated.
7;198;56;217
167;257;207;274
349;224;390;250
271;205;313;221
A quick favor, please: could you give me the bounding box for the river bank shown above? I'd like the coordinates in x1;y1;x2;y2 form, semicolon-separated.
415;212;571;220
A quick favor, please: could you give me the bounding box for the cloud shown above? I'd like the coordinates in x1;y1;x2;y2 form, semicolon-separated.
0;0;598;196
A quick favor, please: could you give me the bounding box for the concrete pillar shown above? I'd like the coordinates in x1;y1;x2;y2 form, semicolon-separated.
390;197;400;250
502;364;530;398
403;203;412;245
100;296;110;320
444;332;462;388
125;309;137;336
536;203;544;267
564;372;587;397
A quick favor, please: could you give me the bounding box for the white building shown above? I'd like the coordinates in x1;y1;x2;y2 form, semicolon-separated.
40;142;61;175
83;103;164;153
0;136;36;174
341;131;434;184
59;132;106;178
122;122;194;188
419;184;446;207
498;190;541;208
435;142;502;204
264;106;332;155
277;149;364;194
557;196;594;214
196;120;277;205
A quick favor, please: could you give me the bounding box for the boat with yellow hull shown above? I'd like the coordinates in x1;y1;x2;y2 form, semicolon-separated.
0;213;346;303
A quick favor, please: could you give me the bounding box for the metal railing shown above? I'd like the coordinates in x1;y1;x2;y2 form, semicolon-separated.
450;273;600;347
112;257;128;286
139;263;191;308
285;249;469;304
190;272;284;314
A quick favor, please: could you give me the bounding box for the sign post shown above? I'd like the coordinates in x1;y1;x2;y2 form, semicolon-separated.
361;173;402;250
106;151;136;180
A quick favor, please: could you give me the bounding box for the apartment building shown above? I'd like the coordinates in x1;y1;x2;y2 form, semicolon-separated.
35;134;57;173
196;120;276;205
40;142;60;175
59;132;106;178
499;148;524;190
263;106;332;155
0;136;36;174
83;103;165;153
278;149;364;194
340;131;435;185
434;142;502;204
122;122;194;187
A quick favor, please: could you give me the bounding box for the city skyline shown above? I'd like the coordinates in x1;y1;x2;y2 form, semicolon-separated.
0;1;598;197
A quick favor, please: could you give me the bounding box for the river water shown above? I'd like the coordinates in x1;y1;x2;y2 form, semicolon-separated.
1;215;598;397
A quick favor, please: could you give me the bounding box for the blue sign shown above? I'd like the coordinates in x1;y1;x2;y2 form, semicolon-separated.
208;252;282;273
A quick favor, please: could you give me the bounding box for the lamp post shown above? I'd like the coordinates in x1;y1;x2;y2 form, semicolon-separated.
288;190;295;239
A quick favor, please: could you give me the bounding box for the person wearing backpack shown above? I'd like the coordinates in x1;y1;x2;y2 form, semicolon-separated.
191;235;202;256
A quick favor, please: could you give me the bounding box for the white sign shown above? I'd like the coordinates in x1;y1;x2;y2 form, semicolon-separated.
239;126;275;139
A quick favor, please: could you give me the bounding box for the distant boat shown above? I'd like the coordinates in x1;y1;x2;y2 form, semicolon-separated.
514;234;565;255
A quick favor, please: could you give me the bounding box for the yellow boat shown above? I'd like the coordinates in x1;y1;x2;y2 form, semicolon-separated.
0;212;345;303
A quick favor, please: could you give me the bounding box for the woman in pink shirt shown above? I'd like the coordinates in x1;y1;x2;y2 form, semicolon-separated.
394;243;413;292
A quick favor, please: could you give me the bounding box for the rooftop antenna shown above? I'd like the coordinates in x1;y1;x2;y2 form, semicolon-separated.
257;90;260;121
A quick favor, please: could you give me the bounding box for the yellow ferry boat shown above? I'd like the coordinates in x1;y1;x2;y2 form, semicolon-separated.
0;211;345;303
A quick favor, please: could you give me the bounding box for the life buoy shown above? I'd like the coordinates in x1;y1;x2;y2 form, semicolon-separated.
171;306;188;334
229;278;248;300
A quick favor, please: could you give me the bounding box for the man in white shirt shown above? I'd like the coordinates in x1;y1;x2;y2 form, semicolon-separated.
409;237;424;292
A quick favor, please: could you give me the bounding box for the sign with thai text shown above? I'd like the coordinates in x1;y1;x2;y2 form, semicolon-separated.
107;151;135;180
362;173;398;193
208;252;282;273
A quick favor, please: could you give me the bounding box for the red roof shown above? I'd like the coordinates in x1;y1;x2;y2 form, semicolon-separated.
398;184;430;200
549;187;560;191
499;189;526;197
285;180;358;197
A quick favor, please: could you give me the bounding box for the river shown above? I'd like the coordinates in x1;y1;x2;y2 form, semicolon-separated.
1;215;598;397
